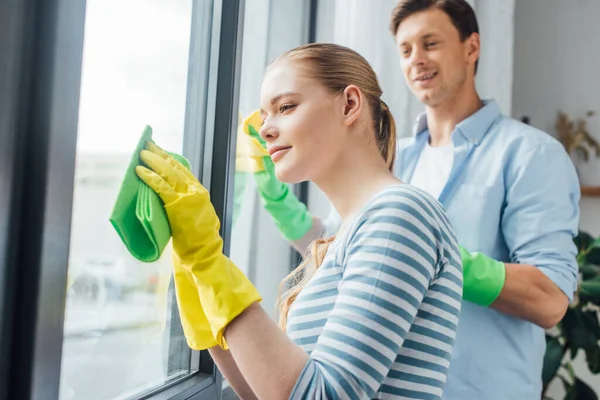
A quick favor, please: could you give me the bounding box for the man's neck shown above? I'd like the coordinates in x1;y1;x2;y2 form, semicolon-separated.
426;88;483;147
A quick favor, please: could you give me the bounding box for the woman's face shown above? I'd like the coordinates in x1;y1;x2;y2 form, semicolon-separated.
259;61;346;184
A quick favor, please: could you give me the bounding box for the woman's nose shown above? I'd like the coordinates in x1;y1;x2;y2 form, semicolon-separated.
259;122;278;142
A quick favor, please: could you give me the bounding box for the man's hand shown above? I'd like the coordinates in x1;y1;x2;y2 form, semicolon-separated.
460;246;569;328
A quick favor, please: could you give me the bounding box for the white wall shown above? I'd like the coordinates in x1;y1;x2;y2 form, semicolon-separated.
512;0;600;397
512;0;600;238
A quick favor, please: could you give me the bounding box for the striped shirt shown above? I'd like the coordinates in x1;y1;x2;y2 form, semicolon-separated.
286;184;463;399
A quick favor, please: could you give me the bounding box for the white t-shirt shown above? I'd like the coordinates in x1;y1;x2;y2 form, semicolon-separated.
409;141;454;199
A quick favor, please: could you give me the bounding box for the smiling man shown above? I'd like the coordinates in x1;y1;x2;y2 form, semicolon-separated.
389;0;580;399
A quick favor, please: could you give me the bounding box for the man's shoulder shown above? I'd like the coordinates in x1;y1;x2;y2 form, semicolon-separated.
394;113;568;165
490;115;564;154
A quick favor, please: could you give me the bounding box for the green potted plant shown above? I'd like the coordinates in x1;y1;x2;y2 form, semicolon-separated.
543;231;600;399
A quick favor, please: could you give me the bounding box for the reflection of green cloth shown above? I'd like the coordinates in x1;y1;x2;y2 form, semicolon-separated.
110;126;190;262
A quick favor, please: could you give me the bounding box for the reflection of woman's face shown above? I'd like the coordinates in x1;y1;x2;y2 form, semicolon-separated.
259;61;346;184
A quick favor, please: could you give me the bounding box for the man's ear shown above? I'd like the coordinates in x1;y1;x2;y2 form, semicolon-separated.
466;32;480;67
342;84;363;127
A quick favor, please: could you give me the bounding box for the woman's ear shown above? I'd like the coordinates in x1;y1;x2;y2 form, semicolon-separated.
341;85;363;127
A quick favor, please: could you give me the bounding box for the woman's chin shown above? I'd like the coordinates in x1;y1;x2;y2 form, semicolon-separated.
274;164;304;184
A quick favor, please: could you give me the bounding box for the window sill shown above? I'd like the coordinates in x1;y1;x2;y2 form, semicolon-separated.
139;372;215;400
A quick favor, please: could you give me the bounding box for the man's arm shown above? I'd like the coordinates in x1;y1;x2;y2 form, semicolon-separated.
289;216;325;255
289;206;342;255
460;249;571;328
492;263;570;329
494;141;580;327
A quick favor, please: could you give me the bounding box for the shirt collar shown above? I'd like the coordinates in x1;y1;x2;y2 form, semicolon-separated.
412;99;502;145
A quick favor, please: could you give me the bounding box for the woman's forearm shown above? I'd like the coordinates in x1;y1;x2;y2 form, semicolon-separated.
208;346;259;400
224;303;309;400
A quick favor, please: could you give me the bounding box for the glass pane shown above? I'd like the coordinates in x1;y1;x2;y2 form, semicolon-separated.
223;0;310;393
60;1;198;399
230;0;307;325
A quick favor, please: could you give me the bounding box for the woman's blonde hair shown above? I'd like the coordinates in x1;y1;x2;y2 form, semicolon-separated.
272;43;397;330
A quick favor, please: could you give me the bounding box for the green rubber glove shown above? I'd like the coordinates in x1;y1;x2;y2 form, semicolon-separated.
242;111;313;241
460;246;507;306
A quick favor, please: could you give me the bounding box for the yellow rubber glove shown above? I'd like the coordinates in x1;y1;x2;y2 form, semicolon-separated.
135;141;262;349
242;110;270;160
171;251;219;349
236;110;265;173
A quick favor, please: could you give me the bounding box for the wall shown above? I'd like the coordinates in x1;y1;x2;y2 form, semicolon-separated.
512;0;600;239
512;0;600;397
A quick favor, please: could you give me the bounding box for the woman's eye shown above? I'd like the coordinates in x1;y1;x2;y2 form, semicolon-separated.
279;104;296;113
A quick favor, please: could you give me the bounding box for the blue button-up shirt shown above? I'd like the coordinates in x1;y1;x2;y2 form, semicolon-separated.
395;99;580;399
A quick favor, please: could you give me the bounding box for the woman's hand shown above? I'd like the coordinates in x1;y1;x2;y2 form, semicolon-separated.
136;141;261;349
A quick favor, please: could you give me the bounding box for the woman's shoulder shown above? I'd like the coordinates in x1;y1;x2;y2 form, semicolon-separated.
343;183;459;257
357;183;450;229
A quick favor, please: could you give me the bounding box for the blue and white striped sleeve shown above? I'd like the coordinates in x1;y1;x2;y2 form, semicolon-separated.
290;195;442;399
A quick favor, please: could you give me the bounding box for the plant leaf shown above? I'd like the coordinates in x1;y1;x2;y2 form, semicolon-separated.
567;378;598;400
584;311;600;338
580;277;600;304
587;246;600;266
586;346;600;374
571;346;580;360
581;236;600;266
576;231;595;253
580;264;600;281
561;309;600;349
561;375;574;399
544;335;565;387
590;237;600;250
565;362;576;381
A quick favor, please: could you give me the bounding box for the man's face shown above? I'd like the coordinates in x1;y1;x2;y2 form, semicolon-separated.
395;8;479;107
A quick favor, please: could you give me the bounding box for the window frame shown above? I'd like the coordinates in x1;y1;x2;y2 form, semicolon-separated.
0;0;246;398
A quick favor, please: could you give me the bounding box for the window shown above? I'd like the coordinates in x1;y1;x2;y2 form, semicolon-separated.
60;1;196;398
0;0;243;399
0;0;319;398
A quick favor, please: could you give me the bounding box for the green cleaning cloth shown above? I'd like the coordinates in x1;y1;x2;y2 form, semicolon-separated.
110;125;190;262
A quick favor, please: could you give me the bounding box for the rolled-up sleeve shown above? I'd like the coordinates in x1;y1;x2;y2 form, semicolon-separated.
501;142;580;301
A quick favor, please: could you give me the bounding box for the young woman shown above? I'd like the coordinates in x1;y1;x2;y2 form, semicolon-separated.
136;43;462;399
